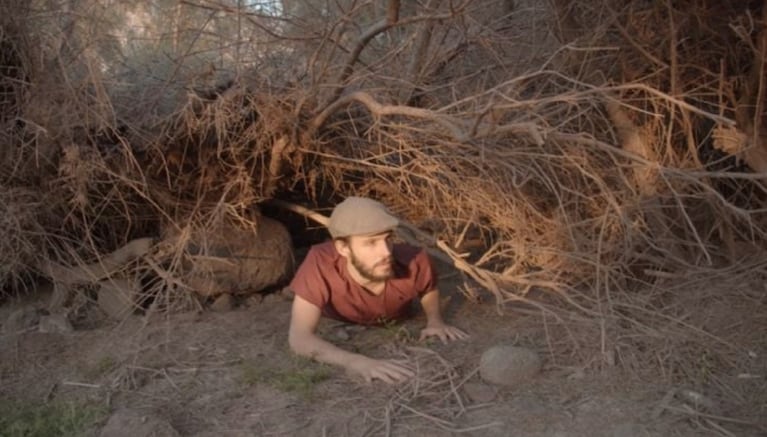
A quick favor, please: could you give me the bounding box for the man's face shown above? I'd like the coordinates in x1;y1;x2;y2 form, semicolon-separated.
342;232;394;282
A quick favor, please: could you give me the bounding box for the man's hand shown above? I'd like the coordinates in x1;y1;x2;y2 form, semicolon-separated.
419;289;468;344
419;322;469;344
347;356;414;384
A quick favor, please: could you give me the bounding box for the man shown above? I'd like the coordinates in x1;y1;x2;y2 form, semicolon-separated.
288;196;468;383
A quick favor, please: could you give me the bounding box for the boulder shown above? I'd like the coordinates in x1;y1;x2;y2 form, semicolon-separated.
463;381;497;403
479;345;542;387
38;314;74;333
210;293;234;312
332;326;351;341
97;278;138;319
3;306;40;333
174;216;294;298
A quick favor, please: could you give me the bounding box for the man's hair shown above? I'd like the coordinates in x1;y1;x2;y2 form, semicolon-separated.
334;236;350;244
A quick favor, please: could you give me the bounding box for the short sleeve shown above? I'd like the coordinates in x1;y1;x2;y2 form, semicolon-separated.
414;250;438;296
288;247;331;309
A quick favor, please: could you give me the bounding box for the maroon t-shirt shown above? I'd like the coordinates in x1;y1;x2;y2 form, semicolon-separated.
289;241;437;325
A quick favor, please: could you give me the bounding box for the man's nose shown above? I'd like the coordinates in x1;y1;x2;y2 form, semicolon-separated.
379;241;392;257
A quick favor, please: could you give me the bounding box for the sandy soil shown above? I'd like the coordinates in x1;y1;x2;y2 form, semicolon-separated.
1;266;765;437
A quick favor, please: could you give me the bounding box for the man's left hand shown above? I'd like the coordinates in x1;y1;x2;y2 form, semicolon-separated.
419;323;469;344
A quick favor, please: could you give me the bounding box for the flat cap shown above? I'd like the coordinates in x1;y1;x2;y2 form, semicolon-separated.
328;196;399;239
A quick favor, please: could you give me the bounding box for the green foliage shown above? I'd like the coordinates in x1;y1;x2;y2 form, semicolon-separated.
0;400;107;437
95;356;117;374
239;361;266;387
271;365;332;395
77;355;117;381
239;358;332;398
377;318;417;344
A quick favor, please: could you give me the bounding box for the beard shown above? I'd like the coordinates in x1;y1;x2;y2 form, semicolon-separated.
350;251;394;282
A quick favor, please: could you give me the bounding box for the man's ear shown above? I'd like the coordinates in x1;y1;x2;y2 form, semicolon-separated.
334;238;351;257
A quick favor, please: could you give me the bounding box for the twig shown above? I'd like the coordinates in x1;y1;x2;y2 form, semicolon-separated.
393;401;455;428
266;199;329;227
665;404;761;428
651;388;677;420
62;381;102;389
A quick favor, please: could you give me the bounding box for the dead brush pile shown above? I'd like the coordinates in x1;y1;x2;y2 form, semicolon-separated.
0;0;765;426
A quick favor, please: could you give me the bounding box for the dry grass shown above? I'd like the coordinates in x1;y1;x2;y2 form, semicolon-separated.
358;346;502;436
0;187;47;294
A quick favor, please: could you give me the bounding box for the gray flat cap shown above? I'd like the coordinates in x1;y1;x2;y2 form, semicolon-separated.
328;196;399;239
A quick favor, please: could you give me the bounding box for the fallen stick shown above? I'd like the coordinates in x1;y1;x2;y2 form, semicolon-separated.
62;381;102;389
41;237;155;284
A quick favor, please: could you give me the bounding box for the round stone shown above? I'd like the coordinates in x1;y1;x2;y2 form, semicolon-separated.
38;314;74;333
210;293;234;312
479;345;542;387
463;381;497;403
97;278;138;319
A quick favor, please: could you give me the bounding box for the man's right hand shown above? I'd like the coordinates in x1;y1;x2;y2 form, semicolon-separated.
347;356;414;384
290;296;414;384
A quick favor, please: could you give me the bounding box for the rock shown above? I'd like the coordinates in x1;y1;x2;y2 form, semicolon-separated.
38;314;74;333
677;389;718;412
479;345;542;387
173;216;294;297
97;278;138;319
463;381;497;403
210;293;234;312
567;367;587;380
332;326;350;341
99;409;180;437
3;307;40;333
47;282;74;311
244;295;262;307
261;287;293;303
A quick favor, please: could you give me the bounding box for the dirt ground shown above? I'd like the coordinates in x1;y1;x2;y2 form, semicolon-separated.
1;263;766;437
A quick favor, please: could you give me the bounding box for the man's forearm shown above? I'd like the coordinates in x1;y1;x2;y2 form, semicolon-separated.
289;331;365;368
420;289;445;326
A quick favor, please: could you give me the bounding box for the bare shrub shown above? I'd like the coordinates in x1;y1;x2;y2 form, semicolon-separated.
0;1;765;413
0;187;47;295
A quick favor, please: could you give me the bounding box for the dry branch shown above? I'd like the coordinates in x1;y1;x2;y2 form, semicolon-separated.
310;91;465;138
309;90;545;144
323;1;460;105
329;0;401;102
41;238;155;285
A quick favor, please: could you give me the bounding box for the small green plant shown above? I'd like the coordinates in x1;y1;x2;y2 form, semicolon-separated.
420;334;437;346
0;400;107;437
239;361;268;387
79;355;117;380
94;356;117;375
377;318;416;344
238;358;331;398
272;365;332;395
